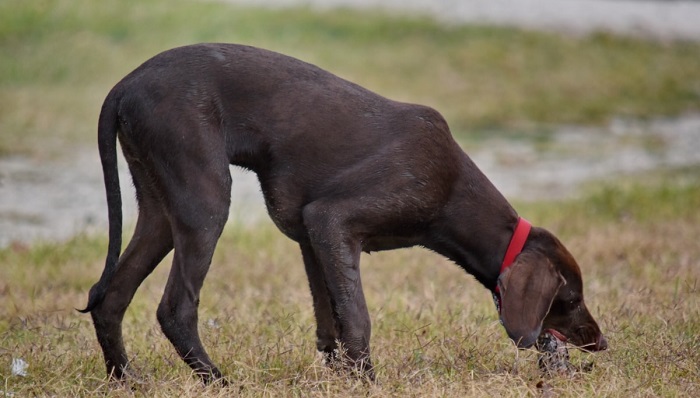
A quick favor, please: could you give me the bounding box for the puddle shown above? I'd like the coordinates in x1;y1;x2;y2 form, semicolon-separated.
1;114;699;248
0;152;264;248
471;114;700;200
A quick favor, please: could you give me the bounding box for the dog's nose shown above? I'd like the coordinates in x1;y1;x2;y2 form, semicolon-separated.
596;334;608;351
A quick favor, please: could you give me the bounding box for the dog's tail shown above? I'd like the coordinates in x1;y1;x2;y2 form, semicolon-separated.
78;91;122;314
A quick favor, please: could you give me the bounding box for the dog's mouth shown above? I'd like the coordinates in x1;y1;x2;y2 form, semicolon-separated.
544;329;568;343
544;328;608;352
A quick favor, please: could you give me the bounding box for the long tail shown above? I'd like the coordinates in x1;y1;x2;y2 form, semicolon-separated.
78;92;122;314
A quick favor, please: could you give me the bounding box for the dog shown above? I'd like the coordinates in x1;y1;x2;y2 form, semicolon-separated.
80;43;607;383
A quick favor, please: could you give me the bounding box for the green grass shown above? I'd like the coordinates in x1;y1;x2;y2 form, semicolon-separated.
2;0;700;156
2;175;699;396
515;166;700;233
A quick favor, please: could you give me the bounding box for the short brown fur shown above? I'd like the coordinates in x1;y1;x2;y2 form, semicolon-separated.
81;43;606;384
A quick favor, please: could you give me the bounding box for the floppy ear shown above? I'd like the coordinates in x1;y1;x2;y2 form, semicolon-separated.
498;252;564;348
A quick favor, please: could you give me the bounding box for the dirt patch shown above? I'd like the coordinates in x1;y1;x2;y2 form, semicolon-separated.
0;151;264;247
473;114;700;200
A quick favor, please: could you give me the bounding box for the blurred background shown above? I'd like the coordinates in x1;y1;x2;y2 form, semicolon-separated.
1;0;700;247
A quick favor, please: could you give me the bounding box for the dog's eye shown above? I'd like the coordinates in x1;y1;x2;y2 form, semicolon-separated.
567;297;582;309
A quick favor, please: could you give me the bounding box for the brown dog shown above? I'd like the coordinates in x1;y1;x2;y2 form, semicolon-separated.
81;43;606;383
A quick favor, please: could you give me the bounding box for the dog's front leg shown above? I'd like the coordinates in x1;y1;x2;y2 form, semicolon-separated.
302;204;374;380
299;243;340;360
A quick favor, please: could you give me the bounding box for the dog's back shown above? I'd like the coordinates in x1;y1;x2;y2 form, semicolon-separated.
111;43;464;240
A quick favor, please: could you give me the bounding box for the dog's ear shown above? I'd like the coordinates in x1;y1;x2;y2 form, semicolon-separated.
498;252;564;348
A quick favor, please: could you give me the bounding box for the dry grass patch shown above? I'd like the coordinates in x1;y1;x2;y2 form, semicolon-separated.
2;178;699;396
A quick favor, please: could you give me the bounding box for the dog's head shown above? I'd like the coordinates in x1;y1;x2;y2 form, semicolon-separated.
497;227;607;352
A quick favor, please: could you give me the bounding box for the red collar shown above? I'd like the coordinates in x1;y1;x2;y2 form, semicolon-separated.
493;217;532;313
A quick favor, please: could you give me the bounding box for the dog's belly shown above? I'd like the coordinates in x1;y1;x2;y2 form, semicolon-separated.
257;179;428;249
361;235;423;252
264;204;424;252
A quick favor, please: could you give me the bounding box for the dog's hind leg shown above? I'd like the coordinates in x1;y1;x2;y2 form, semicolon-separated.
299;243;340;363
155;159;232;384
91;194;173;380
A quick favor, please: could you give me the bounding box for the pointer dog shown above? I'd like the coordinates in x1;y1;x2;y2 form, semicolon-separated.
81;43;606;383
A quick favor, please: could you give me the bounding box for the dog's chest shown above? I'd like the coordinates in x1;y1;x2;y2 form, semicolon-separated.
258;181;307;242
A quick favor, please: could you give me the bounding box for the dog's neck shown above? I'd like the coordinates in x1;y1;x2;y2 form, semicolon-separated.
425;158;523;292
428;218;521;288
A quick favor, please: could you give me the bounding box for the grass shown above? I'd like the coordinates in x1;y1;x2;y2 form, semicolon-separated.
2;0;700;156
2;0;699;395
1;172;699;396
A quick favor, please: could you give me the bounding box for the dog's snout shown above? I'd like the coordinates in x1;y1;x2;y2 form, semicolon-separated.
596;334;608;351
